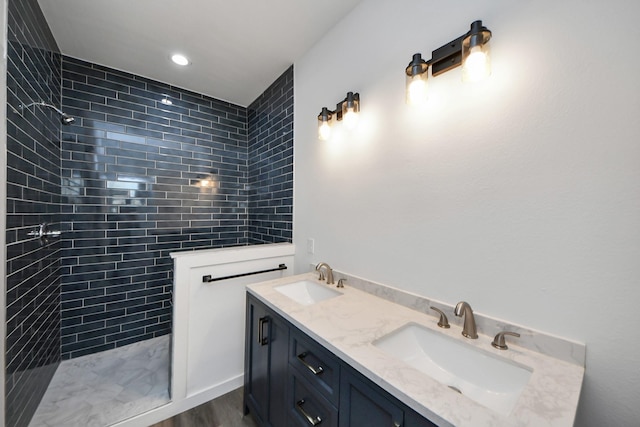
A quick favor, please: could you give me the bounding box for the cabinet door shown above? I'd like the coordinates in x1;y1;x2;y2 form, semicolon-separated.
268;313;289;427
244;294;290;426
404;411;438;427
244;297;270;424
339;368;403;427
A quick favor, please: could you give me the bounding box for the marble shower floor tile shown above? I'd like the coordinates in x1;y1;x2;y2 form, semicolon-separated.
29;335;171;427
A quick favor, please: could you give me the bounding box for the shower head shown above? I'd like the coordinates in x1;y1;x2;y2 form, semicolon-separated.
19;101;76;126
61;113;75;125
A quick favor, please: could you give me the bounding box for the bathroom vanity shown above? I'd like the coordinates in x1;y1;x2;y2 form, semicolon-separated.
243;272;585;426
244;292;435;427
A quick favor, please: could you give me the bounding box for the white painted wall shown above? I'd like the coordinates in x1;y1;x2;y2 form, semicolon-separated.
293;1;640;425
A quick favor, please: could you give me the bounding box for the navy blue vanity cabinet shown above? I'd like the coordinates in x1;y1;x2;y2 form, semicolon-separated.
245;292;439;427
268;310;289;427
289;368;339;427
289;329;341;406
339;366;404;427
288;329;341;426
405;411;439;427
339;365;438;427
244;294;289;427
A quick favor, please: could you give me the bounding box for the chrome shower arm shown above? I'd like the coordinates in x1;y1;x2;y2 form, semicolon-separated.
21;101;65;116
16;100;75;125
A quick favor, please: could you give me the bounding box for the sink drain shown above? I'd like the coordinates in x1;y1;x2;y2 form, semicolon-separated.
448;385;462;394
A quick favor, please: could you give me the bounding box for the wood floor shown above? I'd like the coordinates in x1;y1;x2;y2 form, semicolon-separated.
149;388;257;427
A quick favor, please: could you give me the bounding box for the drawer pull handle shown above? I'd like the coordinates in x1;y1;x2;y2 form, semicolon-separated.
297;352;324;375
296;399;322;426
258;317;269;346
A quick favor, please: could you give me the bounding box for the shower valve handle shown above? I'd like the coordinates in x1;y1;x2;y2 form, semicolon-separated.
28;223;61;239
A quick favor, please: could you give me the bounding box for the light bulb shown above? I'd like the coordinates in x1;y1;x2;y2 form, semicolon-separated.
464;46;488;82
405;53;429;106
407;74;428;106
318;121;332;140
343;108;359;130
462;20;492;83
340;92;360;131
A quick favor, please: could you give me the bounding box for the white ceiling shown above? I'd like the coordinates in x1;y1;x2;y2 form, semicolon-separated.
37;0;363;107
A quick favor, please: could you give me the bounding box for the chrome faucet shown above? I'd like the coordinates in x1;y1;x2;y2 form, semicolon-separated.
454;301;478;339
315;262;334;285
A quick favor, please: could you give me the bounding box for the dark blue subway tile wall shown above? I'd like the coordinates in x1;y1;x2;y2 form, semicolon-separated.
60;56;251;358
6;0;293;385
5;1;62;426
247;66;294;243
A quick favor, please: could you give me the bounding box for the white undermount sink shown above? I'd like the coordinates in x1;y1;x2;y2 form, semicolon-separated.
274;280;342;306
372;323;532;415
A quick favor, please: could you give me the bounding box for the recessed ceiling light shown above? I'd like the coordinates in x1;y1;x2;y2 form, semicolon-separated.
171;54;190;66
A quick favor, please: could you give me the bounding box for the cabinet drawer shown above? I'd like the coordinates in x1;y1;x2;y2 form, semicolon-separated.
289;330;341;406
289;367;338;427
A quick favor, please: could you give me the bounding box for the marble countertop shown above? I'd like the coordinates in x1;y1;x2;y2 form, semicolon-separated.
247;272;584;427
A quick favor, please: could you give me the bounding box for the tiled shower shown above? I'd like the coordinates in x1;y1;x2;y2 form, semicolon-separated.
5;1;63;425
4;0;293;426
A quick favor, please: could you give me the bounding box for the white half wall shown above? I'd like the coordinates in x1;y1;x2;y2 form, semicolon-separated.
170;243;295;401
113;243;295;427
293;1;640;426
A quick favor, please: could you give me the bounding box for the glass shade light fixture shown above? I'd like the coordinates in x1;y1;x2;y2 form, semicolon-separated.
341;91;360;130
317;107;333;141
405;53;429;106
405;20;492;105
316;92;360;140
462;21;492;82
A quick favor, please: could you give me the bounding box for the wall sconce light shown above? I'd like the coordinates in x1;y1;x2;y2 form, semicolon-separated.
405;20;492;105
317;91;360;140
318;107;333;141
